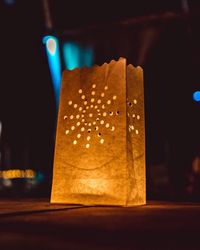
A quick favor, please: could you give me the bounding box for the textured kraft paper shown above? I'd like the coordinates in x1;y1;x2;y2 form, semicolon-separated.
51;58;146;206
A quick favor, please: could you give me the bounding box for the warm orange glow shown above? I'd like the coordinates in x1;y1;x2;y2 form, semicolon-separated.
51;58;146;206
78;179;109;195
0;169;36;179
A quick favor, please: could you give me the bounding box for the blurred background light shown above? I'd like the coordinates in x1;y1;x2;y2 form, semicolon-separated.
63;42;94;70
46;38;57;55
2;0;200;200
43;35;61;109
193;91;200;102
3;0;15;6
0;169;36;179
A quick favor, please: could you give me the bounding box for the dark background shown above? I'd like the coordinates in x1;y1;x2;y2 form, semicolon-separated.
1;0;200;200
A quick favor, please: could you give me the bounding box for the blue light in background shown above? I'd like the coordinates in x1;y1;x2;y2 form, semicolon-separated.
63;43;80;70
43;35;61;109
193;91;200;102
4;0;15;5
81;47;94;67
63;42;93;70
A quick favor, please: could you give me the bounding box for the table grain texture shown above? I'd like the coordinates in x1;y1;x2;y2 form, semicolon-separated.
0;200;199;250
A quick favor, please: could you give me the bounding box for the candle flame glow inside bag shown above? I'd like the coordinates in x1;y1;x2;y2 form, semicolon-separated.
51;58;146;206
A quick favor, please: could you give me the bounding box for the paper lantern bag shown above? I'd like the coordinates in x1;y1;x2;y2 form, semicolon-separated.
51;58;146;206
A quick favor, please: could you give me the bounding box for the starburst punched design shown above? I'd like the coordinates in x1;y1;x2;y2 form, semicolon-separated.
64;84;119;148
127;98;140;135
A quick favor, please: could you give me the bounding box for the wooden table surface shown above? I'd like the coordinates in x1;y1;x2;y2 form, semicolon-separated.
0;200;200;250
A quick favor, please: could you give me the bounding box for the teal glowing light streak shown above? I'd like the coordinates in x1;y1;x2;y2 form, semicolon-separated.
63;42;93;70
43;35;61;109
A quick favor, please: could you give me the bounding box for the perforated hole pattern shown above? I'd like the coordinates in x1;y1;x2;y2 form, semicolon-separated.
127;98;140;135
64;84;120;148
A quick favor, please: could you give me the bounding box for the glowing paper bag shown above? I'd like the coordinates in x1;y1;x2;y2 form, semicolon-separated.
51;58;146;206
